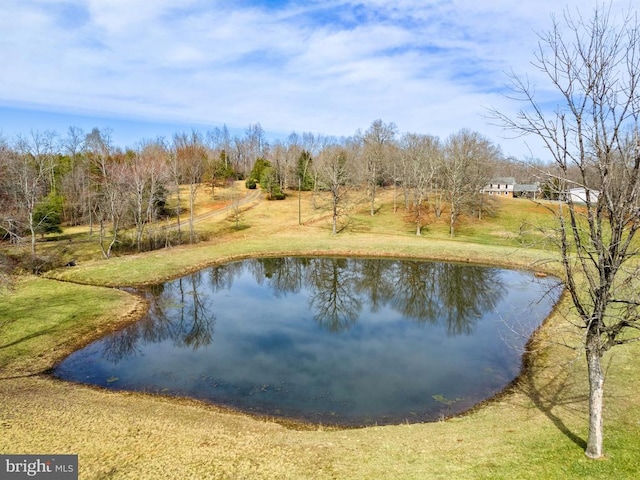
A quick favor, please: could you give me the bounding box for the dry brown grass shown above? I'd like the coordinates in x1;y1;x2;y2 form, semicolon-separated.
2;322;637;479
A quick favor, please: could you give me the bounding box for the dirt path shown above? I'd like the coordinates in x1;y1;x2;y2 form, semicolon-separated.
192;188;262;224
161;188;262;232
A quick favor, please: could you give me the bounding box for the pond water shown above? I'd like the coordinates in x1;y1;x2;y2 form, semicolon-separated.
53;257;560;426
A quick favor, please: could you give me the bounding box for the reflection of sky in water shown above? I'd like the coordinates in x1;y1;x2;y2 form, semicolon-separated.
54;258;560;425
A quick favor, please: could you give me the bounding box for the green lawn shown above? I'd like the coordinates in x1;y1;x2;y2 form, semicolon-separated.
0;277;142;377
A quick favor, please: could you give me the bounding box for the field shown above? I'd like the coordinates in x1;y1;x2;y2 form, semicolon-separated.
1;187;639;479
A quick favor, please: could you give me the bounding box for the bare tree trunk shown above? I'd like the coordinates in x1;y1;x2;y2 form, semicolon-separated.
98;218;108;259
433;187;443;218
189;183;198;244
585;331;605;459
28;211;37;257
361;120;397;217
393;164;398;214
369;164;377;216
332;195;338;235
106;221;119;258
449;208;456;237
414;197;423;236
134;190;144;252
175;186;182;241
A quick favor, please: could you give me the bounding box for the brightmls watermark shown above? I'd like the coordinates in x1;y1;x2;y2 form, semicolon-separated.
1;455;77;479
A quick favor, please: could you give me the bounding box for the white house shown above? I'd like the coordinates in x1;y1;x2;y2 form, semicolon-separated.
482;178;540;198
482;177;516;197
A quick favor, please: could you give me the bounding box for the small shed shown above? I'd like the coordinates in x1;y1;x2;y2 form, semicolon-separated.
567;187;600;204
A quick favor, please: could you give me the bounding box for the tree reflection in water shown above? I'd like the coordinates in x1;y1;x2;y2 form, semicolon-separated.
56;257;559;426
244;257;504;335
102;271;217;363
103;257;505;362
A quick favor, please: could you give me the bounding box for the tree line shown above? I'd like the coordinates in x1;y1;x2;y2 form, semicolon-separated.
0;119;537;264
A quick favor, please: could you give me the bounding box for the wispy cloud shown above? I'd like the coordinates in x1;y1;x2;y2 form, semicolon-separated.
0;0;632;158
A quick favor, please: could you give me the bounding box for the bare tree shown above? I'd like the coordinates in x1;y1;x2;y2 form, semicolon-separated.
358;119;397;216
128;140;169;251
205;125;232;166
399;133;442;235
7;132;57;257
0;135;19;246
84;128;129;258
393;135;413;212
266;140;289;197
317;143;353;235
173;131;207;244
494;4;640;458
231;123;268;178
84;127;114;236
204;126;236;200
60;126;88;226
99;159;129;258
17;130;59;194
166;149;183;242
0;136;16;287
441;129;497;237
225;183;244;230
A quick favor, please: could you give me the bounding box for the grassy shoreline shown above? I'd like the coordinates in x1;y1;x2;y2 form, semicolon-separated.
1;194;639;479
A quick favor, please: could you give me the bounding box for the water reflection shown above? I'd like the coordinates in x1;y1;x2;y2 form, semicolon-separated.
103;272;216;362
54;257;559;426
109;257;505;360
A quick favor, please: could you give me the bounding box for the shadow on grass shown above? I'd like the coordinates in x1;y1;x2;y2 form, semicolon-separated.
0;326;58;351
519;360;588;450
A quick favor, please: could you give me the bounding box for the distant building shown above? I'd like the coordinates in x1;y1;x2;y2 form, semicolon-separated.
513;183;540;199
567;187;600;204
482;178;540;199
482;177;516;197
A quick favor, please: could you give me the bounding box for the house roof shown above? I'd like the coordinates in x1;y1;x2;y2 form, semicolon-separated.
514;183;539;192
489;177;516;185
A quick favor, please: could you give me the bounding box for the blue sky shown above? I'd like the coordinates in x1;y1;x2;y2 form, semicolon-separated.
0;0;628;159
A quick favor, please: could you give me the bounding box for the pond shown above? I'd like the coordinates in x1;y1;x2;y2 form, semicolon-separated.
53;257;560;426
